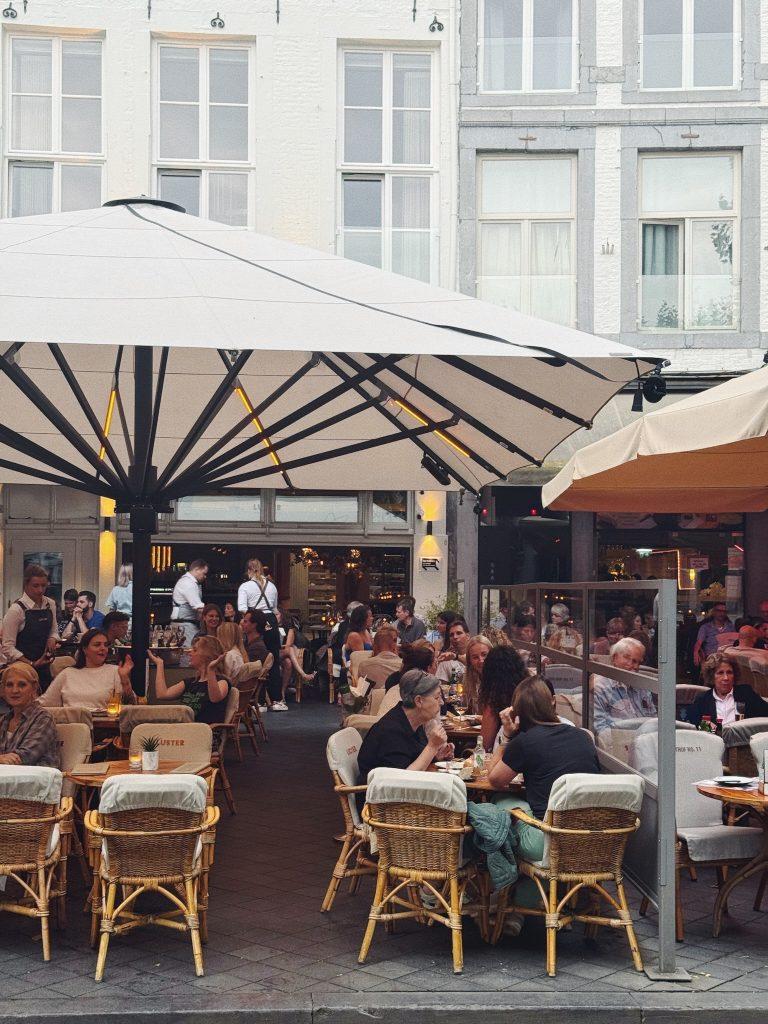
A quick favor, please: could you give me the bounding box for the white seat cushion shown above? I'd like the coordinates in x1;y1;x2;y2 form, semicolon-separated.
0;765;63;804
721;718;768;749
678;824;763;863
100;773;207;814
327;727;364;829
366;767;467;813
547;773;644;814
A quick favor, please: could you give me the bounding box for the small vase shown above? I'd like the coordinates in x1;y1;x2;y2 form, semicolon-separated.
142;751;159;772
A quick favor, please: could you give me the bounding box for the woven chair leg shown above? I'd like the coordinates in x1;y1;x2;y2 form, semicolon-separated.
252;705;268;742
56;859;68;931
491;884;509;944
358;870;387;964
546;879;558;977
243;717;260;756
95;882;117;982
72;828;91;886
217;763;237;815
329;680;335;704
36;867;51;962
232;720;244;763
754;870;768;912
616;879;643;972
450;876;463;974
639;896;649;917
321;836;352;912
477;872;491;944
689;865;698;881
186;878;205;977
675;867;685;942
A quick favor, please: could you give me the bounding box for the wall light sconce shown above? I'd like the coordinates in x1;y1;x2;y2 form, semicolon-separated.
421;557;440;572
102;516;114;532
425;520;433;535
601;240;614;255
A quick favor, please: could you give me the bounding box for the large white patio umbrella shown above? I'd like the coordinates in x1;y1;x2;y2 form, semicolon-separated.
543;366;768;513
0;198;660;686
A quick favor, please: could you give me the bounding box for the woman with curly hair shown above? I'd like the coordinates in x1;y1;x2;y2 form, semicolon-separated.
478;645;529;750
687;650;768;727
461;634;494;715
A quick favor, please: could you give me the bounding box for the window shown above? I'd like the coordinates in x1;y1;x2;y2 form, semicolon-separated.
641;0;737;89
155;44;251;225
6;36;102;216
372;491;408;525
176;495;261;522
480;0;576;93
477;156;576;327
275;493;360;524
639;153;738;331
340;50;436;283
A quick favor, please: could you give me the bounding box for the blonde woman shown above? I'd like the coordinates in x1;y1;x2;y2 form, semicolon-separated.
105;563;133;617
237;558;283;709
150;635;230;724
217;621;249;683
461;635;494;715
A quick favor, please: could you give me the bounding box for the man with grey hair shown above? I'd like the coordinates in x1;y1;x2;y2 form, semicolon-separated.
357;669;454;783
592;637;656;734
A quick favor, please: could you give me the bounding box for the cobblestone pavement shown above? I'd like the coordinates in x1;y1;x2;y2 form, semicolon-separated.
2;699;768;1007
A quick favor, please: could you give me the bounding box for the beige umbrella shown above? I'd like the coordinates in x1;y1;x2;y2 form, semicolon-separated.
543;366;768;512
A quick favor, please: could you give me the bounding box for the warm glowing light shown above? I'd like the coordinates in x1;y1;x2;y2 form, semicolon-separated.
235;386;280;467
392;399;470;458
98;388;117;460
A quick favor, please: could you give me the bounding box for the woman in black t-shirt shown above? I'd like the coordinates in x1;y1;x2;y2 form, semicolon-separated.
150;636;231;724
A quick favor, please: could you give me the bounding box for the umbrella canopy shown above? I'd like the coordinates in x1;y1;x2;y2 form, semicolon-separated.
543;367;768;513
0;200;659;500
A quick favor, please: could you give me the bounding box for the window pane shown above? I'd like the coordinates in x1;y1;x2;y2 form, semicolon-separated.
209;172;248;226
209;104;248;160
393;53;430;108
478;221;522;309
392;110;430;164
372;491;408;524
344;107;382;163
275;494;359;523
690;220;734;327
481;158;572;215
530;221;572;325
392;231;430;282
159;47;199;102
62;97;101;153
641;155;734;213
159;171;200;216
62;40;101;96
693;0;733;87
159;104;199;159
343;231;383;268
209;48;248;104
177;494;261;521
392;176;429;228
643;0;682;88
482;0;523;91
60;163;101;211
12;37;52;93
532;0;572;90
344;52;382;107
10;163;52;217
641;223;680;328
12;95;52;151
343;177;382;228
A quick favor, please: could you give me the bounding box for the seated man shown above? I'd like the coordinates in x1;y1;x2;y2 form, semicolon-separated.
356;625;402;690
724;625;768;665
591;617;627;657
592;637;656;735
60;590;104;641
357;669;453;783
103;611;130;649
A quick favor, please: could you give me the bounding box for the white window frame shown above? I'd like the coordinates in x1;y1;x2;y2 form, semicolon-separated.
7;159;104;217
152;39;256;226
639;0;741;92
637;151;740;332
477;0;579;94
337;47;439;283
476;153;578;327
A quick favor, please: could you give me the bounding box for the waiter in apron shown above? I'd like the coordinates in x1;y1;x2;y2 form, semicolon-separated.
171;559;209;648
237;558;284;710
1;563;59;690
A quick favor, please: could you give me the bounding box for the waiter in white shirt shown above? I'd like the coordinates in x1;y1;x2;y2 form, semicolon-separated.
1;562;60;690
237;558;284;709
172;559;208;648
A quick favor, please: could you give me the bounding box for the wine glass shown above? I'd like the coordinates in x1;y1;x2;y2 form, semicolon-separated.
454;681;467;718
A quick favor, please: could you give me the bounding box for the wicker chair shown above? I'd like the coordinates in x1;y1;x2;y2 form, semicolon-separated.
722;718;768;776
0;766;73;961
321;727;376;912
46;706;94;729
492;773;645;977
243;655;272;744
118;704;194;750
128;722;213;766
56;722;93;886
85;773;219;981
210;688;239;815
358;767;490;974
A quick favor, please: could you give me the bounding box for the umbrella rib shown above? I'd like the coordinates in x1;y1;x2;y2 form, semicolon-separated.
47;343;133;494
319;353;481;495
0;351;128;496
0;421;111;489
113;386;135;466
141;346;169;496
122;203;642;382
0;456;115;498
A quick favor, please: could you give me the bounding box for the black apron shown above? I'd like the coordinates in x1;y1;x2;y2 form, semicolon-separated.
15;599;53;690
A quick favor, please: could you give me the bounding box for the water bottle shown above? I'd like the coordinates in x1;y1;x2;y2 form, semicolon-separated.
473;735;485;773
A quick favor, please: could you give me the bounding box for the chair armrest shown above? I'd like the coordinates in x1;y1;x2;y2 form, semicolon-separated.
508;806;638;838
334;783;368;794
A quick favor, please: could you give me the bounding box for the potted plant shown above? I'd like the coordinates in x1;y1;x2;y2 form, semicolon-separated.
140;734;160;772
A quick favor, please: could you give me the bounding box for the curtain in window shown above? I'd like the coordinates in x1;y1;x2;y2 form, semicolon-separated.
209;173;248;226
532;0;572;91
641;223;680;327
530;221;572;325
478;222;522;309
11;164;53;217
483;0;523;91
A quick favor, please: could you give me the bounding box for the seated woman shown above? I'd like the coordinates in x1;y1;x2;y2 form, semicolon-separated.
0;662;59;767
357;669;454;782
343;604;373;669
478;644;529;750
687;651;768;727
40;628;136;711
195;603;223;640
427;609;457;655
276;606;315;698
384;640;435;691
217;621;250;683
150;635;230;724
461;635;494;716
591;617;627;657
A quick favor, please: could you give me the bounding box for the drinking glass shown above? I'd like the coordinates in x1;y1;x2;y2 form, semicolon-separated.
106;689;121;717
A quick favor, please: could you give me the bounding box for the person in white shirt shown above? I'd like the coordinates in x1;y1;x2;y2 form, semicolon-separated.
40;627;136;710
105;563;133;618
237;559;283;709
1;563;60;690
172;559;208;647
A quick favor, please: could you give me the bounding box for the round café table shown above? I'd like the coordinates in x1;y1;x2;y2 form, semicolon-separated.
696;781;768;936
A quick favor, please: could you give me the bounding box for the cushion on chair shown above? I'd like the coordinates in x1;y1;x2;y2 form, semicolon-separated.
119;705;194;732
677;824;763;863
327;727;364;828
46;706;94;728
673;730;725;829
128;722;213;761
544;664;583;690
0;765;63;805
100;773;208;815
366;767;467;813
749;733;768;770
547;773;645;814
56;723;93;799
675;684;710;705
721;718;768;749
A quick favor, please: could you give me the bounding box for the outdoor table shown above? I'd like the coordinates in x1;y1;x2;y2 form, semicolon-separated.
696;781;768;935
443;715;483;747
68;759;213;788
429;764;524;799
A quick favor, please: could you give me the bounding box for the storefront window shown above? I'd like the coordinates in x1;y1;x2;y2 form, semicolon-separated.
274;493;359;524
177;494;261;521
371;490;408;524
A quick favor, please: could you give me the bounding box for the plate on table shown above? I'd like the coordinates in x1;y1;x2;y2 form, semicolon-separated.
434;760;465;772
713;775;754;788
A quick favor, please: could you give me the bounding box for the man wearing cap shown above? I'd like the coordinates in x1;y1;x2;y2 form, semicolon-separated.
357;669;454;784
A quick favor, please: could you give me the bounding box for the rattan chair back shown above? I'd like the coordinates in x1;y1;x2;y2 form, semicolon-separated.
99;805;204;881
546;805;638;876
129;722;213;762
366;801;466;874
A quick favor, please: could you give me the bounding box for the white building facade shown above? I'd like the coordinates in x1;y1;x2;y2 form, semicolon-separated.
0;0;460;622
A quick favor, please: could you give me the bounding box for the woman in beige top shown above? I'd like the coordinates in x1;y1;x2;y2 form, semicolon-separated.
40;628;136;710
